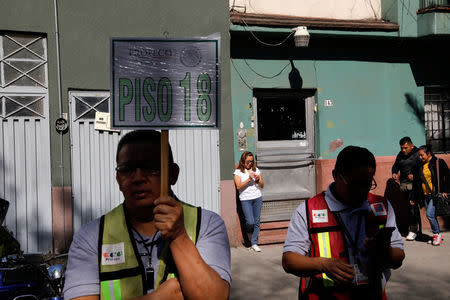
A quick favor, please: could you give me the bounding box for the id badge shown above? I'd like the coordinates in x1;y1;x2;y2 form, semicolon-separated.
146;266;155;290
352;264;368;286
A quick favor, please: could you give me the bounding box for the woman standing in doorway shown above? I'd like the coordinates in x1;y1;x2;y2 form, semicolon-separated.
234;151;264;252
416;145;450;246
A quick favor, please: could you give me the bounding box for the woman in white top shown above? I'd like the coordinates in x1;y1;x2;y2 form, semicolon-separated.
234;151;264;252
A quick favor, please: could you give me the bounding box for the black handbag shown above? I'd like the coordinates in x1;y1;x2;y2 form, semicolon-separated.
434;159;450;217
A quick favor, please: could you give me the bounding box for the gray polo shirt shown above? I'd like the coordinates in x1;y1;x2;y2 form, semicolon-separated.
63;205;231;300
283;183;404;287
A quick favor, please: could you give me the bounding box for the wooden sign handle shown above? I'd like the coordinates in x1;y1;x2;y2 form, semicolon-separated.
161;130;169;197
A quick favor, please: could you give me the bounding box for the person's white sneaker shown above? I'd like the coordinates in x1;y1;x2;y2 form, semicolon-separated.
432;233;443;246
251;244;262;252
406;232;417;241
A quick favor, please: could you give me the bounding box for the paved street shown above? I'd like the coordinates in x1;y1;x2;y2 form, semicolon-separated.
230;230;450;300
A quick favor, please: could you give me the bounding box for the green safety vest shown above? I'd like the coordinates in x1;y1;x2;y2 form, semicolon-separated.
98;202;200;300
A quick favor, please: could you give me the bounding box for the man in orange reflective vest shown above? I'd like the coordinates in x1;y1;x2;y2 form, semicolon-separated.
283;146;405;300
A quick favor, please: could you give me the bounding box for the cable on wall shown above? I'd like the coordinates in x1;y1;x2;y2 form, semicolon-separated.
244;59;290;79
231;58;253;90
241;19;294;47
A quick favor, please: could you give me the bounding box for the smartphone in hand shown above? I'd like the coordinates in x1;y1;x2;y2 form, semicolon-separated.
373;226;395;250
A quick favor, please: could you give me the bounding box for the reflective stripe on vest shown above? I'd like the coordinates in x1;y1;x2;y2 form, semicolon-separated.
303;192;389;299
101;280;122;300
316;232;334;287
99;201;200;300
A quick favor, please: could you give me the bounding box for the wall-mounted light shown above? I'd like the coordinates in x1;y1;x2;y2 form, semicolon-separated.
293;26;310;47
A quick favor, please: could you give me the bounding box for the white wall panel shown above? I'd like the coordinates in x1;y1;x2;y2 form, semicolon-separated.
0;33;51;253
170;129;220;212
230;0;382;20
0;112;52;253
70;113;125;233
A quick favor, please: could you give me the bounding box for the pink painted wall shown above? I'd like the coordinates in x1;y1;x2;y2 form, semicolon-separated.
315;156;396;196
52;186;73;254
316;154;450;196
220;155;450;247
220;180;240;247
315;154;450;230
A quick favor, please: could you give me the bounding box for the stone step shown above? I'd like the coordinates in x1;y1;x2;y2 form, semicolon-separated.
258;221;290;245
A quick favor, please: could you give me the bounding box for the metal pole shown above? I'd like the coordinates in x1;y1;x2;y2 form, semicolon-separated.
53;0;66;251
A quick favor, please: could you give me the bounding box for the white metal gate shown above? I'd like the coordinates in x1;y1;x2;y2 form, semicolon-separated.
0;33;52;253
170;129;221;214
69;91;220;233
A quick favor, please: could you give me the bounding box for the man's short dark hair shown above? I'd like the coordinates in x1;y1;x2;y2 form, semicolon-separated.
399;136;412;146
116;130;174;164
334;146;376;176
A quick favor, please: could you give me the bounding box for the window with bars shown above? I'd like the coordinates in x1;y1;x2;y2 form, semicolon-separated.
0;33;47;119
420;0;450;10
424;87;450;153
72;93;110;121
255;90;307;141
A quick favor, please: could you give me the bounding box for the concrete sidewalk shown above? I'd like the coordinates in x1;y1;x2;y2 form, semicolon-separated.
230;230;450;300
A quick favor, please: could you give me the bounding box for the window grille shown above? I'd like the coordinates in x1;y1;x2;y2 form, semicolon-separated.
73;94;110;121
420;0;450;10
0;33;47;119
424;87;450;153
255;91;307;141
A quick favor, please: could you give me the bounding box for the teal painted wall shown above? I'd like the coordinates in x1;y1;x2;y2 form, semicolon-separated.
314;61;424;158
1;0;233;184
231;58;425;163
418;12;450;36
382;0;420;37
230;59;318;164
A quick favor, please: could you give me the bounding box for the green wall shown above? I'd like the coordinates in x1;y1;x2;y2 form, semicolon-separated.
314;61;424;158
418;12;450;36
231;58;424;163
230;59;317;163
1;0;233;184
0;0;69;185
229;13;450;164
382;0;420;37
57;0;233;181
382;1;450;37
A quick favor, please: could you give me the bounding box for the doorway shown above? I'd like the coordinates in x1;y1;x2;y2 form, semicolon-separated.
253;89;316;222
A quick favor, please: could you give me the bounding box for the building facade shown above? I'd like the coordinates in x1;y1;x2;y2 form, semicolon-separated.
1;0;449;252
228;0;450;243
0;0;234;253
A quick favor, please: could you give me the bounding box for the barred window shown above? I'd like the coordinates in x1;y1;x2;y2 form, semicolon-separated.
424;87;450;153
419;0;450;10
72;93;110;121
255;90;307;141
0;33;47;118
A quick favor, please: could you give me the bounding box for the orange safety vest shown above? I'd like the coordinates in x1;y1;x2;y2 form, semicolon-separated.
300;192;388;300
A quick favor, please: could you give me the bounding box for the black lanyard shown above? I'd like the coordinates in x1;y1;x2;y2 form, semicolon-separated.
334;212;363;257
134;229;160;290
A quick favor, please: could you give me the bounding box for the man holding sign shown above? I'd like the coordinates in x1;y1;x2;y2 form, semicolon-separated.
63;130;231;300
